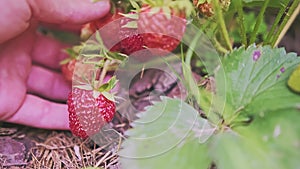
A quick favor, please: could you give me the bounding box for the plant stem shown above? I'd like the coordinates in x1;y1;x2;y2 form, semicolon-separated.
249;0;270;45
206;21;218;38
236;0;247;46
185;27;204;67
212;37;229;54
264;1;289;45
98;60;110;88
212;0;232;51
272;1;300;47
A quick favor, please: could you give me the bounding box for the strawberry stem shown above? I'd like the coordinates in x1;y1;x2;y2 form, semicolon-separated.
98;59;110;89
212;37;229;54
271;0;300;47
264;1;289;45
249;0;270;45
236;0;247;47
212;0;232;51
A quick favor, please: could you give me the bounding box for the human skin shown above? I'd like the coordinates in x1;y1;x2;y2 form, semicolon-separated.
0;0;110;130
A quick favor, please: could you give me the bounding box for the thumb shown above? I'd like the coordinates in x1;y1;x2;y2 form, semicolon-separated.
29;0;111;24
0;0;110;43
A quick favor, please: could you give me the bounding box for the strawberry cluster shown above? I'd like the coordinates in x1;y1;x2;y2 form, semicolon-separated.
61;0;194;139
80;0;193;57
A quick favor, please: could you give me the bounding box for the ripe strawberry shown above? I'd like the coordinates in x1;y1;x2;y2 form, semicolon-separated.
119;14;144;55
137;1;192;55
68;87;116;139
61;58;76;83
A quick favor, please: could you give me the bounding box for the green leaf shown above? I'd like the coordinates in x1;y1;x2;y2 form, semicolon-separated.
98;76;118;92
74;84;93;91
235;109;300;169
101;91;115;102
64;48;78;59
288;65;300;93
129;0;140;10
162;7;171;19
121;21;138;29
59;57;72;65
98;83;109;92
242;0;290;8
119;13;139;20
215;45;300;121
149;7;161;15
206;45;300;169
209;132;276;169
119;97;214;169
209;110;300;169
107;52;128;61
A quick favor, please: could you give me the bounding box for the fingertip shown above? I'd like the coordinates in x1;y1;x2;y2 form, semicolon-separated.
29;0;111;24
6;95;70;130
65;0;112;24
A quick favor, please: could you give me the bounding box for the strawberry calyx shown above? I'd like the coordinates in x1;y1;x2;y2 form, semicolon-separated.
74;75;118;102
60;45;82;65
130;0;194;18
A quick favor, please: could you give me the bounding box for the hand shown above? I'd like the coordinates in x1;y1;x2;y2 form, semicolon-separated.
0;0;110;130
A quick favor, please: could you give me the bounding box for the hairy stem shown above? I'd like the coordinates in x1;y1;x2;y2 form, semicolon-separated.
98;60;110;88
249;0;270;44
236;0;247;46
213;0;232;51
264;1;289;45
212;37;229;54
272;1;300;47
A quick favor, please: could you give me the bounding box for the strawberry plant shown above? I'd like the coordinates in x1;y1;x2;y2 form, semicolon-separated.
61;0;299;168
114;0;300;169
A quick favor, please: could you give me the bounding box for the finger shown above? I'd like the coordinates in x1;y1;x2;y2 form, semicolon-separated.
0;0;110;44
32;33;70;70
27;65;71;101
28;0;111;24
0;25;37;120
6;94;69;130
0;1;32;43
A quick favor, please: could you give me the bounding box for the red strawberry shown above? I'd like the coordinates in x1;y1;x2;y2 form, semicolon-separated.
119;14;144;55
61;59;76;83
68;87;116;139
137;2;191;55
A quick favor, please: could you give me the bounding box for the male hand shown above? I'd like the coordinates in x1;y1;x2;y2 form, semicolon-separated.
0;0;110;129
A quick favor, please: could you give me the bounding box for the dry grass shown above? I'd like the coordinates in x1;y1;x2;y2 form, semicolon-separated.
0;127;122;169
0;110;131;169
28;132;120;169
